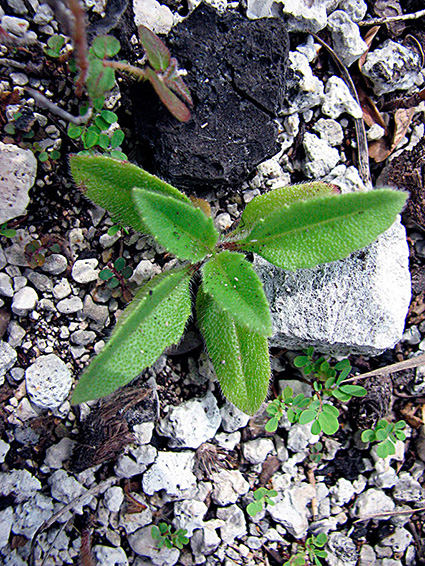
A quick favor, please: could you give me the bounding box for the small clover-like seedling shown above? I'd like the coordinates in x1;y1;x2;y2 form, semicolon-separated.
0;223;17;238
151;523;189;550
283;533;328;566
68;99;126;160
24;237;62;269
69;154;406;413
246;487;277;517
99;257;134;302
44;34;65;58
361;419;406;458
266;351;367;435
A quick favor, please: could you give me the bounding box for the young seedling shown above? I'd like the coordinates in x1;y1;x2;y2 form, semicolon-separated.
99;257;134;302
69;154;406;414
361;419;407;458
151;523;189;549
0;223;17;238
24;237;62;269
266;349;367;435
284;533;328;566
85;30;192;122
44;34;66;58
246;487;277;517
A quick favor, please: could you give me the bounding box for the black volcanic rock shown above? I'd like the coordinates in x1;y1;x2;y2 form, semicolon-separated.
124;3;290;192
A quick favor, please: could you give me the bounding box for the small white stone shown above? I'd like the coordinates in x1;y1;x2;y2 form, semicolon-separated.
1;15;29;36
57;296;83;314
72;258;99;283
133;0;173;34
11;286;38;316
104;486;125;513
52;278;72;300
0;142;36;224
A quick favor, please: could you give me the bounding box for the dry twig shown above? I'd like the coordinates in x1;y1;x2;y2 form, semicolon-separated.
359;9;425;27
344;353;425;383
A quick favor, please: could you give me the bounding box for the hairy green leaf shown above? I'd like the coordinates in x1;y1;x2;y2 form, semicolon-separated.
69;155;191;234
196;285;270;415
92;35;121;58
202;251;272;336
72;267;192;404
133;188;218;262
234;182;338;237
236;190;407;270
86;58;116;99
145;68;191;122
138;25;170;71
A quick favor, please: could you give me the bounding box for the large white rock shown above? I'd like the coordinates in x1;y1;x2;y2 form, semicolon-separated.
254;218;410;356
158;391;221;449
25;353;72;409
133;0;173;35
0;142;36;224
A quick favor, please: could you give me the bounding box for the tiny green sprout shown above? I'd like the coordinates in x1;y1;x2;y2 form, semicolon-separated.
0;223;17;238
99;257;133;301
24;236;62;269
151;522;189;550
246;487;277;517
267;351;366;436
107;224;130;237
44;34;65;58
361;419;407;458
283;533;328;566
309;441;323;465
69;154;406;413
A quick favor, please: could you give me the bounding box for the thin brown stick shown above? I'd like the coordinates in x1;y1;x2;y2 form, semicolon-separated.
306;466;318;519
312;34;372;190
354;505;425;523
66;0;88;96
343;353;425;383
25;87;92;124
359;9;425;27
104;60;147;80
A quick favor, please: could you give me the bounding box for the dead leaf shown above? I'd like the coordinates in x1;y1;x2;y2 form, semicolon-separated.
359;26;380;71
400;402;424;429
189;196;212;217
356;82;388;130
390;107;415;152
369;138;391;162
372;0;406;36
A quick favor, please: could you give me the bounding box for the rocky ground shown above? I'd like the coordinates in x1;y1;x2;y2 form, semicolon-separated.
1;0;425;565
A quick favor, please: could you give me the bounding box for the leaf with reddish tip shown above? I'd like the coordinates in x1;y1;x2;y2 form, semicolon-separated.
145;68;191;122
138;25;170;71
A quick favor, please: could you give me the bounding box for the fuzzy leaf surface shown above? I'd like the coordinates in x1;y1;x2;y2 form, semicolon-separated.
202;251;272;336
196;285;270;415
132;187;218;262
236;190;407;270
72;267;192;404
145;68;191;122
69;155;191;234
138;25;170;71
234;182;338;236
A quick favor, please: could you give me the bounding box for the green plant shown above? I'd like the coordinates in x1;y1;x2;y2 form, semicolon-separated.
151;522;189;549
0;223;17;238
67;98;126;160
246;487;277;517
44;34;66;58
284;533;328;566
266;349;367;435
361;419;406;458
24;236;62;269
84;29;192;122
69;154;406;412
99;257;134;302
308;441;324;465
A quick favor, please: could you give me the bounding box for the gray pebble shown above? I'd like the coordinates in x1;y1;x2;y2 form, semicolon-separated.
52;278;72;300
70;329;96;346
1;15;29;35
41;254;68;275
57;296;83;314
71;258;99;283
11;286;38;316
0;272;14;297
26;271;53;292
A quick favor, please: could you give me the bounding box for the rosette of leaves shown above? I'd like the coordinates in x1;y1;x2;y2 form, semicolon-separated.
246;487;277;517
361;419;407;458
266;350;367;435
24;237;62;269
69;154;406;413
151;523;189;549
284;533;328;566
99;257;134;302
